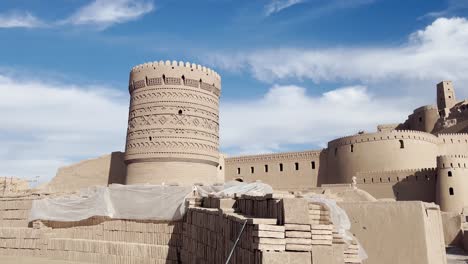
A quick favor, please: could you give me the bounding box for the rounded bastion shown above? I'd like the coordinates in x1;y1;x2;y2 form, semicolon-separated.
436;155;468;213
326;130;439;184
124;61;221;185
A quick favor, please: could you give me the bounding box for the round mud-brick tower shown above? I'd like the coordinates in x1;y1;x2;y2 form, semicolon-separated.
125;60;221;185
436;155;468;213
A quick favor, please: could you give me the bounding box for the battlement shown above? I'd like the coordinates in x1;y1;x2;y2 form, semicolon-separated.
131;60;220;80
355;167;437;184
225;150;322;164
357;167;437;175
328;130;438;148
436;155;468;169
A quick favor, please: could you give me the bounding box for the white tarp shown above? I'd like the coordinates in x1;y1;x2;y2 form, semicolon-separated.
196;181;273;197
29;182;273;222
29;185;192;222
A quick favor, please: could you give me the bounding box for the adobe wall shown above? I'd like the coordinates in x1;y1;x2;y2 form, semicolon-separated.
125;60;221;185
44;152;126;193
436;155;468;213
338;201;447;264
355;168;437;202
224;150;326;190
326;130;439;184
437;133;468;155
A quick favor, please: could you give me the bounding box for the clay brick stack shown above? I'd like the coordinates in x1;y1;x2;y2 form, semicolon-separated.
253;223;285;251
344;241;362;264
332;227;346;245
284;223;312;251
309;202;333;246
0;195;35;228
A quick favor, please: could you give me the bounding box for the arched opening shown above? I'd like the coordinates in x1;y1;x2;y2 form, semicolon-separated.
264;165;268;173
351;144;354;152
250;167;254;174
279;163;283;172
399;140;404;149
149;136;152;141
181;75;185;85
178;109;183;115
311;161;316;169
235;178;243;182
162;74;166;84
295;162;299;170
219;166;222;171
363;179;366;183
448;171;452;177
237;168;240;175
449;187;454;196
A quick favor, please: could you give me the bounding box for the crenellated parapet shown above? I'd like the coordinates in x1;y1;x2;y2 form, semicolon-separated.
129;60;221;97
437;133;468;144
436;155;468;169
225;150;323;164
355;168;437;184
328;130;438;148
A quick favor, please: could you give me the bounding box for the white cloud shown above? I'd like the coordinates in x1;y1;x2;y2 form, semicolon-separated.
209;17;468;85
65;0;154;28
424;0;468;19
0;74;128;183
0;11;44;28
220;85;411;154
265;0;304;16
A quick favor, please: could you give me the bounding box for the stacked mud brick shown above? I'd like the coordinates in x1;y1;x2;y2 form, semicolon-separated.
41;218;182;263
0;194;47;257
343;241;362;264
181;195;316;264
0;194;36;228
0;190;363;264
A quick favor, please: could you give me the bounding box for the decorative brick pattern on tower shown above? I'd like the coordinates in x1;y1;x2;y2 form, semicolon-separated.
125;60;221;185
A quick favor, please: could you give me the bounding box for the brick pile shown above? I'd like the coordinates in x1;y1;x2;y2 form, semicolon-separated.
0;195;36;228
344;241;362;264
0;191;364;264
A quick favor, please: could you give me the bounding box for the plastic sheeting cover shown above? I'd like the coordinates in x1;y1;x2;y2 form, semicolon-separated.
29;185;192;222
29;182;273;222
196;181;273;198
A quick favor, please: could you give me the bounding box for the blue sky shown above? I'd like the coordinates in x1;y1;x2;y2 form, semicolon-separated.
1;0;468;183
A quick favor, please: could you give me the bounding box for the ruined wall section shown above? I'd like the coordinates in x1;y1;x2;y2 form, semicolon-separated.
224;150;326;190
326;130;439;184
403;105;439;133
436;155;468;213
125;61;221;185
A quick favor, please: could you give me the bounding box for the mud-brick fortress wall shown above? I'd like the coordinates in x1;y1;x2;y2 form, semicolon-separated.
224;150;327;191
225;130;468;207
326;130;440;184
125;61;221;185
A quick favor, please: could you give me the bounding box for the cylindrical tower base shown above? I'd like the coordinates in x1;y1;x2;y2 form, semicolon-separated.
436;155;468;213
126;161;218;185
